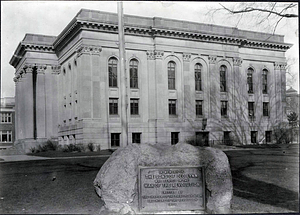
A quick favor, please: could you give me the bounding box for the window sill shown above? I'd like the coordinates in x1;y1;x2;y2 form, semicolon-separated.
130;114;140;118
109;115;119;118
169;115;178;118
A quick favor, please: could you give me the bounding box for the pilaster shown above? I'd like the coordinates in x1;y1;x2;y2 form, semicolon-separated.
274;62;285;122
36;64;47;138
76;45;102;119
208;55;219;122
232;57;244;121
23;65;34;139
146;50;157;143
183;53;192;120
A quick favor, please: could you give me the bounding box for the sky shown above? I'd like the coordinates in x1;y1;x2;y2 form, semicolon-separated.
1;1;299;98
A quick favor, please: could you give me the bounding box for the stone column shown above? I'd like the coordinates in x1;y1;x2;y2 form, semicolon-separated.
13;76;20;141
36;65;47;139
23;65;34;139
18;71;25;140
183;53;192;120
146;50;157;143
51;65;60;138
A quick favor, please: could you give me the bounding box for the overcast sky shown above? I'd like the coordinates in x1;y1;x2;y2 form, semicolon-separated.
1;1;299;97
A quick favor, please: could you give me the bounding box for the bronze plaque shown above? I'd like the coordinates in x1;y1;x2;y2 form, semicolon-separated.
138;166;205;212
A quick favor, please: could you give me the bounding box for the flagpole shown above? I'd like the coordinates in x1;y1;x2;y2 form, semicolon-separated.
118;1;128;146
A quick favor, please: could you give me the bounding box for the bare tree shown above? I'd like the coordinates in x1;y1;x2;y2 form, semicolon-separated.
207;2;298;34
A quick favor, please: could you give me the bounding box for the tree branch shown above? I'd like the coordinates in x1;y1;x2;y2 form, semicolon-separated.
219;3;298;18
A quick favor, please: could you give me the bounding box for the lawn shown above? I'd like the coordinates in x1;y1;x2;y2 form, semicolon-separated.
26;149;113;158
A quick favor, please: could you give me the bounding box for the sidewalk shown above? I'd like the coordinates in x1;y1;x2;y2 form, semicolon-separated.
0;154;111;163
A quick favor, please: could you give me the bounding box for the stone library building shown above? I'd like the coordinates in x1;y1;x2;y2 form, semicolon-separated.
10;9;291;150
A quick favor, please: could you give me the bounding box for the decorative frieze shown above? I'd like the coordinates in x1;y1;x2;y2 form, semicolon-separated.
233;57;243;67
208;56;217;64
183;53;191;62
76;45;102;57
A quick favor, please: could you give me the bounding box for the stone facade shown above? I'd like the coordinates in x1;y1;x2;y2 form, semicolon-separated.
10;9;291;150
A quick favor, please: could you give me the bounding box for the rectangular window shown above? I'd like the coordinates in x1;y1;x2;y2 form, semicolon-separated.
0;113;12;123
111;133;120;147
221;101;228;116
169;99;176;115
265;131;272;143
130;99;139;115
248;102;255;118
171;132;179;145
251;131;257;144
0;131;12;143
132;133;141;144
263;102;269;116
109;98;118;115
196;100;203;117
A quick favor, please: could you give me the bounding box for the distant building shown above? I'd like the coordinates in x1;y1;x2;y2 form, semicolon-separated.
0;97;15;148
286;87;299;115
9;9;291;150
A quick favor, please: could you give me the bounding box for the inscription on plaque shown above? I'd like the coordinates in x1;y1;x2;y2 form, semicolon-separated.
138;166;205;212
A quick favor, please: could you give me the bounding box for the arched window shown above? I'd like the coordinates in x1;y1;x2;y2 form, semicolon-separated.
247;68;254;94
262;69;268;94
220;65;227;92
108;57;118;87
129;59;138;88
195;63;202;91
168;61;176;90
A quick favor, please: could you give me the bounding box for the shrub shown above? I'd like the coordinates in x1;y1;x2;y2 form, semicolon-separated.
30;147;36;153
62;144;85;152
45;140;59;151
87;142;95;152
95;144;101;152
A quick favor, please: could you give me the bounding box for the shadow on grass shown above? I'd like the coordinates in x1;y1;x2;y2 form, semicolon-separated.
232;169;299;212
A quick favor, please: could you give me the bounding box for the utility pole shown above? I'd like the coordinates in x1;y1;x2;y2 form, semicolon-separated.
118;2;128;146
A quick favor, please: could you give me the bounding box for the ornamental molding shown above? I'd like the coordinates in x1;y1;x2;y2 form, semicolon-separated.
146;51;155;60
76;44;102;57
233;57;243;66
51;65;61;75
208;55;217;64
36;64;47;74
154;50;164;59
183;53;191;62
274;62;287;70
